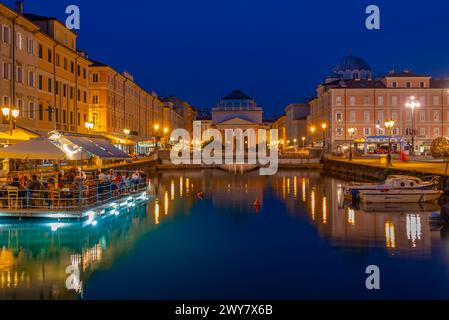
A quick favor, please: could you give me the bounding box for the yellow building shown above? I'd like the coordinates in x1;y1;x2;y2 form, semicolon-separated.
0;3;39;135
88;61;164;153
24;13;91;135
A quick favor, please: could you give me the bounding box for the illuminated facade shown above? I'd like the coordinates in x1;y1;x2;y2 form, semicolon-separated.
309;55;449;154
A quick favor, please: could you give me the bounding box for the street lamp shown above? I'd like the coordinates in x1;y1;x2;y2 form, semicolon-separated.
124;129;131;154
385;120;395;166
310;126;316;147
84;121;94;133
302;136;306;149
405;96;420;156
348;128;356;161
321;123;327;148
293;138;297;151
2;107;20;136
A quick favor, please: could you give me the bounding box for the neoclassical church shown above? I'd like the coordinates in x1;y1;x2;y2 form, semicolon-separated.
211;89;264;133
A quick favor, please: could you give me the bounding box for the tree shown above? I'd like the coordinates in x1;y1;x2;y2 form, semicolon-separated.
431;137;449;159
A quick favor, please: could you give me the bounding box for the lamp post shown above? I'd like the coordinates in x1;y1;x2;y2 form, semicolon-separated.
385;120;395;167
310;126;316;147
302;136;306;149
2;107;20;136
84;121;94;134
321;123;327;149
154;124;160;148
163;127;169;148
348;128;355;161
405;96;420;156
293;138;297;152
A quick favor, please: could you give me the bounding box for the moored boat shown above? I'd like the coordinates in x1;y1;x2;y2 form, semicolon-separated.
359;189;444;204
342;175;439;200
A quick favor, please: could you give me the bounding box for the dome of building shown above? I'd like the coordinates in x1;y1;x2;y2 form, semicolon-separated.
331;55;372;80
222;89;253;100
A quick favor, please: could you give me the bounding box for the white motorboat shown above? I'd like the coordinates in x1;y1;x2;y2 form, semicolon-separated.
359;189;444;204
342;175;439;200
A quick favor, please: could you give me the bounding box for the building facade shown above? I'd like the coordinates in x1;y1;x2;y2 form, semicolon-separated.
309;55;449;154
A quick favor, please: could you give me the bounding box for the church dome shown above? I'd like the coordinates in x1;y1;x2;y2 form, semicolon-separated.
332;55;372;80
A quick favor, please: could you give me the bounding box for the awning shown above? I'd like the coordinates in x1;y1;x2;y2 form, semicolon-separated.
63;136;130;159
0;128;39;141
0;138;66;160
104;133;135;145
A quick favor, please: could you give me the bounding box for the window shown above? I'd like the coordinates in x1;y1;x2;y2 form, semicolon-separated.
377;128;384;135
392;128;399;135
392;96;398;106
70;61;74;73
48;107;52;122
406;82;412;88
55;81;59;95
29;102;35;119
392;82;397;88
64;58;67;70
70;111;73;125
336;128;343;136
16;32;23;50
363;96;369;105
38;44;43;58
77;65;81;76
406;110;412;122
336;112;343;123
48;78;52;93
364;111;370;122
55;109;58;122
419;128;426;136
420;111;425;121
77;89;81;101
70;87;73;99
38;104;43;120
350;111;356;122
63;110;67;124
77;112;81;125
2;26;10;44
2;62;10;80
27;38;34;54
17;99;23;115
92;94;99;104
28;71;34;87
433;96;440;106
364;128;371;136
377;96;384;106
2;96;9;107
83;91;87;103
16;66;23;83
434;128;440;136
83;68;86;79
56;54;60;67
433;111;440;122
47;48;52;63
419;96;425;105
420;81;425;88
349;96;356;106
63;84;67;97
406;128;413;136
38;75;43;90
93;73;99;82
377;111;384;122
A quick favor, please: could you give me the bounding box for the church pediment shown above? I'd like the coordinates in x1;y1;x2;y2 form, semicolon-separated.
216;117;257;125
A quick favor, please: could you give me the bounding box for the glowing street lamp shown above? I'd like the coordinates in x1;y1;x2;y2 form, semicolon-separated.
2;106;20;136
310;126;316;147
84;121;94;133
302;136;306;149
321;123;327;148
385;120;395;166
348;128;356;161
405;96;420;155
123;128;130;136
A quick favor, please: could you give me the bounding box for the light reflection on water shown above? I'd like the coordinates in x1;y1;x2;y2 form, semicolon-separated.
0;169;448;299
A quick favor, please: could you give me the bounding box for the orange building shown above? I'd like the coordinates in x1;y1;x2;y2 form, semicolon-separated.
309;55;449;155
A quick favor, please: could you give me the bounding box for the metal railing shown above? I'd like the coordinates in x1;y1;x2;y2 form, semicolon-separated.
0;173;149;211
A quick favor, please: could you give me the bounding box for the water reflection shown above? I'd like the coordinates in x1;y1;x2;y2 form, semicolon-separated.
0;169;446;299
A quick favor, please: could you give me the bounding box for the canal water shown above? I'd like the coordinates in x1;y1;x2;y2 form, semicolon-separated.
1;169;449;300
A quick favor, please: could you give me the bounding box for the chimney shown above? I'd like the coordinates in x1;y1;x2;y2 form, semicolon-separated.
15;1;24;15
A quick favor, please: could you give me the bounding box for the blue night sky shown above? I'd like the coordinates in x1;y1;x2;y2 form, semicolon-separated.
10;0;449;117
